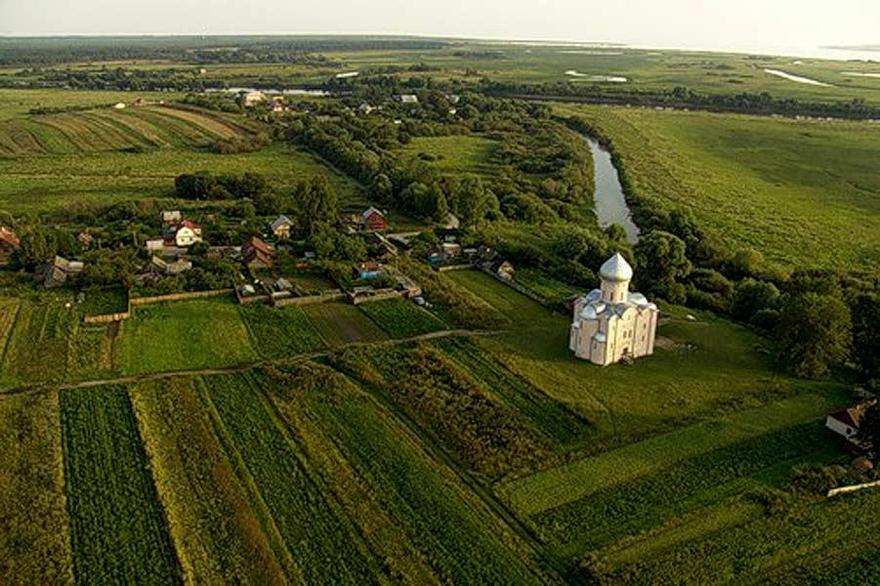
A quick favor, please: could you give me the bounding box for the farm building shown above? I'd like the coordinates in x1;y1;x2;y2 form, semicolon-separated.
569;253;659;366
359;207;388;232
0;226;20;264
146;238;165;254
492;260;515;281
149;256;192;276
36;256;84;288
242;236;276;270
168;221;203;247
161;210;182;226
77;231;94;249
826;401;876;450
241;91;267;107
269;215;294;239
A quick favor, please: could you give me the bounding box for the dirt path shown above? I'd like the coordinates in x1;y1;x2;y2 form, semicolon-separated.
0;328;499;398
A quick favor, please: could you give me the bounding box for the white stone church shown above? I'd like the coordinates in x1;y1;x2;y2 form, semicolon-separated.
569;253;659;365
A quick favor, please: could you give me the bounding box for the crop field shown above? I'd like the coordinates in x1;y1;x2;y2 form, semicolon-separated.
0;103;257;156
263;363;545;583
434;336;592;449
446;269;562;329
358;298;446;338
130;377;286;584
301;302;388;346
66;323;118;381
334;343;551;479
60;385;180;584
118;298;257;374
1;296;78;385
513;268;580;303
557;103;880;271
202;372;376;583
238;303;326;358
0;391;72;583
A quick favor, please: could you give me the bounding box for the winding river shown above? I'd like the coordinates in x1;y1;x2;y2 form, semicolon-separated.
582;136;640;243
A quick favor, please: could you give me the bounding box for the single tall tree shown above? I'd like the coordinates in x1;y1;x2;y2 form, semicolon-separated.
776;292;852;378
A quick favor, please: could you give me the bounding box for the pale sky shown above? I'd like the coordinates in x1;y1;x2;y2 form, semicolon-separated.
0;0;877;55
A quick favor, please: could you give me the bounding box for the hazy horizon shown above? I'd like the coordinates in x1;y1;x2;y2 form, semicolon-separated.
1;0;877;59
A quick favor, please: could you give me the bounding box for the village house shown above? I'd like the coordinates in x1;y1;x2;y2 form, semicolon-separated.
269;215;294;239
399;94;419;104
0;226;20;265
827;401;876;450
168;220;203;247
357;102;375;115
36;256;84;288
444;212;461;230
359;207;388;232
241;236;276;270
569;253;659;366
353;261;383;281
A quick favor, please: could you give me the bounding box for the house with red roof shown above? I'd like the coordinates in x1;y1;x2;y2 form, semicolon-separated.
167;220;203;247
826;401;876;450
241;236;276;270
358;207;388;232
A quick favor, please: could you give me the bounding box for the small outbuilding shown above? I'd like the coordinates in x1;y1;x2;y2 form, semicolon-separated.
0;226;20;264
270;215;294;239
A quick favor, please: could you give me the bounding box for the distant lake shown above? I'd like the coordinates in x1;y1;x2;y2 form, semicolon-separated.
582;136;640;243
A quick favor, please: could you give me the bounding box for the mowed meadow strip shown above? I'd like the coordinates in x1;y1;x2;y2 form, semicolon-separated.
60;385;180;584
263;363;544;584
0;391;73;583
499;392;846;517
202;373;378;584
131;378;286;585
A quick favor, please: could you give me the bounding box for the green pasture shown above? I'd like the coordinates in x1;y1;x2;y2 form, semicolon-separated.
557;103;880;271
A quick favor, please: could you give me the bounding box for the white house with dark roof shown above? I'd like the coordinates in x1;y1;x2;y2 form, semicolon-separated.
569;253;659;366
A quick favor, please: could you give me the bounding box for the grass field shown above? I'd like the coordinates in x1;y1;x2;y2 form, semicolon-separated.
358;298;446;338
119;297;257;375
0;140;363;213
446;269;562;329
131;377;286;584
557;103;880;270
301;302;388;346
0;391;73;583
60;385;180;584
399;135;500;180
